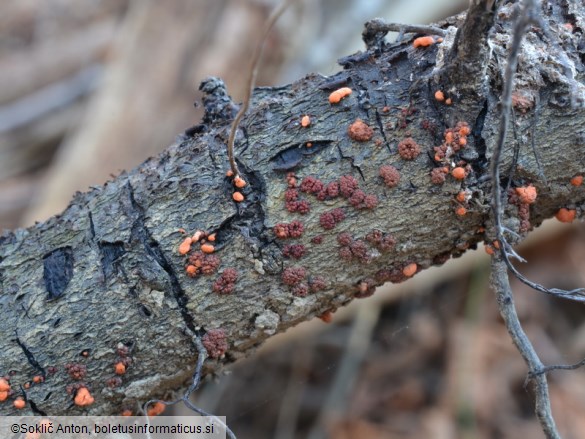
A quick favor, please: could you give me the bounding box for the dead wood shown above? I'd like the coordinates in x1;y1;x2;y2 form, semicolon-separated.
0;0;584;417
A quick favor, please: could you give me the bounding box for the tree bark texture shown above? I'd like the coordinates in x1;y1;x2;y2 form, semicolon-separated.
1;0;584;416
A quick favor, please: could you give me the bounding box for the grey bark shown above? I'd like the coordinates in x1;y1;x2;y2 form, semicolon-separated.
1;0;585;416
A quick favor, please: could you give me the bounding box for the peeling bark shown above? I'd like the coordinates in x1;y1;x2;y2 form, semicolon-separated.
1;0;585;416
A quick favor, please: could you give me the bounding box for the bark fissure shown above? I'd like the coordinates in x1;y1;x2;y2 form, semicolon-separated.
127;182;196;333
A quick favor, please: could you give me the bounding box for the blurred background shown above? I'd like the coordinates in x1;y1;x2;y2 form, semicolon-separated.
1;0;584;438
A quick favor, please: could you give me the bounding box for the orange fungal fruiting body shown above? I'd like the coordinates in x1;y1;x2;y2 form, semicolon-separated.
451;167;466;180
413;36;435;48
232;192;244;202
301;115;311;127
571;175;583;186
14;397;26;409
74;387;94;406
515;185;537;204
328;87;352;104
556;208;576;223
114;362;126;375
234;176;246;188
455;206;467;217
402;263;418;278
147;401;166;417
434;90;445;101
0;378;10;392
200;243;215;254
178;237;192;255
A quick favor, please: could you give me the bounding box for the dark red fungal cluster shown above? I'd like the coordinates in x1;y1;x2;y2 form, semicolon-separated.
347;118;374;142
337;233;370;263
292;282;310;297
212;268;238;295
284;174;311;214
379;165;400;188
365;229;396;252
282;266;307;286
65;363;87;381
320;208;345;230
508;188;531;233
300;176;324;194
283;244;306;259
309;276;327;292
202;329;228;359
398;137;421;160
296;174;378;212
375;268;407;284
355;278;376;299
337;232;353;246
348;190;378;209
433;121;470;162
430;167;448;185
274;220;304;239
311;235;323;244
187;252;221;277
339;175;359;198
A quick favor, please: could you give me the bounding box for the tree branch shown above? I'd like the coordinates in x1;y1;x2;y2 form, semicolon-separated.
0;0;584;421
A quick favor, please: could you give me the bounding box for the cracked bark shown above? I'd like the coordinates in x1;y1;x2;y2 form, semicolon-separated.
1;0;585;416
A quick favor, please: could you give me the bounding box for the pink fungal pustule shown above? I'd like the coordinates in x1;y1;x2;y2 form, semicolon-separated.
274;220;304;239
398;137;421;160
348;119;374;142
285;188;299;202
287;200;311;214
430;167;447;185
348;190;378;209
292;282;310;297
339;175;359;198
311;235;324;244
320;208;346;230
349;190;366;207
375;268;407;284
282;266;307;286
379;165;400;187
337;232;353;246
300;176;324;194
283;244;306;259
188;252;221;276
309;276;327;292
338;246;353;260
364;194;378;209
366;229;396;252
349;240;369;263
65;363;87;380
338;234;370;263
356;278;376;299
212;268;238;295
202;329;228;359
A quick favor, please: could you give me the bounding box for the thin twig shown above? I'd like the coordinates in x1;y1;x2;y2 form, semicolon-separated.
143;335;237;439
529;356;585;377
226;0;295;179
490;254;560;439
